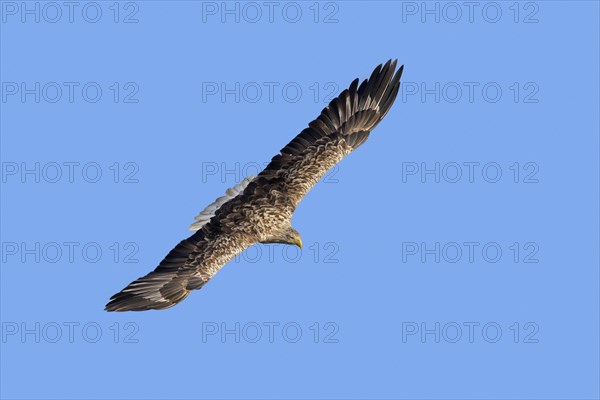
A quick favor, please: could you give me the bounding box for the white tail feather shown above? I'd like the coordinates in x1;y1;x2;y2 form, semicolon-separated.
189;176;255;231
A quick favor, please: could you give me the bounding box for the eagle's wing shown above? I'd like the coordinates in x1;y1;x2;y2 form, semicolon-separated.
253;59;403;207
105;190;259;312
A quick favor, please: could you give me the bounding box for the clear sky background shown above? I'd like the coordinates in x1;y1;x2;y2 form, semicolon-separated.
1;1;599;399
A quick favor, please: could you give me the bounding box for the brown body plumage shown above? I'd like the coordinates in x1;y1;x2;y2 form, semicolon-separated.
106;60;404;311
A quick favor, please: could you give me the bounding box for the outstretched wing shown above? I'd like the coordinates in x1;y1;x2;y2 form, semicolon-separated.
105;196;258;312
253;59;403;207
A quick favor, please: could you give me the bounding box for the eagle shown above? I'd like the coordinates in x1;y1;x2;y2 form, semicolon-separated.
106;60;404;311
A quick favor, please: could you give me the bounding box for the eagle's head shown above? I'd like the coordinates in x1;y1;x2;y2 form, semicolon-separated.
262;225;302;249
282;226;303;249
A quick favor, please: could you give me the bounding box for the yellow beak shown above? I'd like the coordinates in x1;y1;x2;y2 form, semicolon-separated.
294;237;303;249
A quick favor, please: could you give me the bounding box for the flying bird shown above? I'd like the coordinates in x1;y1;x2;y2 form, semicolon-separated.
106;60;403;311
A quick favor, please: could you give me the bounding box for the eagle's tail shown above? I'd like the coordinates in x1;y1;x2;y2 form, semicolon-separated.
105;233;206;312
